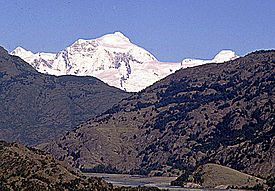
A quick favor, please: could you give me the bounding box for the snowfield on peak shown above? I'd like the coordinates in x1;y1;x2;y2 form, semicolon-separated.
11;32;238;92
181;50;239;68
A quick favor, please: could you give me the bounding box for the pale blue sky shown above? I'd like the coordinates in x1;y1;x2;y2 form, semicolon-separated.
0;0;274;62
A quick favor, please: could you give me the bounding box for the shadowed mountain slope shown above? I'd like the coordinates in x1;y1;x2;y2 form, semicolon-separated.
0;47;130;145
42;50;275;179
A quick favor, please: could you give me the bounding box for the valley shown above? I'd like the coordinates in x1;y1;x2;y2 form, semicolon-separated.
1;1;274;190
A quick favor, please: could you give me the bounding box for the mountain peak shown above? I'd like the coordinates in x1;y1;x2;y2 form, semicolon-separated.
0;46;8;55
12;46;28;53
181;50;239;68
71;32;130;46
11;47;34;59
11;34;239;92
213;50;238;63
99;31;130;44
114;31;127;38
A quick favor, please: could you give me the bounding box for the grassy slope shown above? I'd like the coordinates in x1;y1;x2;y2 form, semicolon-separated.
192;163;265;188
0;141;162;191
0;141;113;191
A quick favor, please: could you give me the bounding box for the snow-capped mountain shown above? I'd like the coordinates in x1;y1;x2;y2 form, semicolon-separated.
181;50;239;67
11;32;238;92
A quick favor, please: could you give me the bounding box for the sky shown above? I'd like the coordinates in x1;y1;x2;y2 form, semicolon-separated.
0;0;274;62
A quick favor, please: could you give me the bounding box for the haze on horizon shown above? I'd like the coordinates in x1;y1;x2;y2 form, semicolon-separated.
0;0;274;62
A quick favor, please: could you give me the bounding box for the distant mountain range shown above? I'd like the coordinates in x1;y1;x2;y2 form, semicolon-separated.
0;46;129;145
11;32;238;92
41;50;275;181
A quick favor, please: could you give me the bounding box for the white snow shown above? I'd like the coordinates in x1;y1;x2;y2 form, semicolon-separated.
11;32;238;92
181;50;238;68
212;50;238;63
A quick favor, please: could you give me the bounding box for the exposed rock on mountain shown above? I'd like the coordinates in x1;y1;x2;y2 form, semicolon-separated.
0;47;130;145
41;50;275;180
11;32;238;92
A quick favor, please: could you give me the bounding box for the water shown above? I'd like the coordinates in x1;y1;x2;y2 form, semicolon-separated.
85;173;206;190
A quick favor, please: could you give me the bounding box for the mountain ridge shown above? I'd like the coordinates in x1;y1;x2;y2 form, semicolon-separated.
41;50;275;179
0;46;130;145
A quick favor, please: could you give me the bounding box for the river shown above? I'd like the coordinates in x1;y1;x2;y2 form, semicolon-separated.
84;173;220;190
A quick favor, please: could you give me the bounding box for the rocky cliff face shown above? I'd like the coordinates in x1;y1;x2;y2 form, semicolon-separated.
41;50;274;179
0;47;130;145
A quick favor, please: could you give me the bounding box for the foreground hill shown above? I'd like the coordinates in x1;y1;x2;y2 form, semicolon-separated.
0;141;160;191
0;141;112;191
0;47;130;145
42;50;274;181
171;163;266;189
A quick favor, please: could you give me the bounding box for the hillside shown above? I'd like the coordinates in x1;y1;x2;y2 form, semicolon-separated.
171;163;266;189
0;47;130;145
0;141;161;191
41;50;275;180
0;141;113;191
